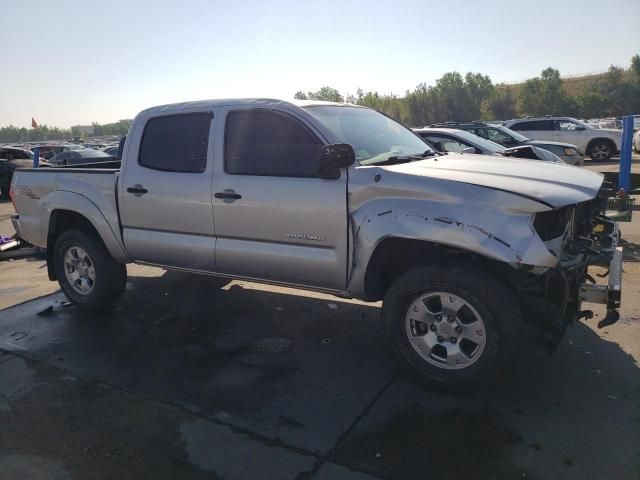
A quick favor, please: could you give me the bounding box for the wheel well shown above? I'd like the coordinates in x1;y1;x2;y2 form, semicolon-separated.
364;237;514;301
586;138;617;155
46;210;100;281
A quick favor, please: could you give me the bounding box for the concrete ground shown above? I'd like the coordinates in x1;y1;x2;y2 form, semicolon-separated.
1;156;639;479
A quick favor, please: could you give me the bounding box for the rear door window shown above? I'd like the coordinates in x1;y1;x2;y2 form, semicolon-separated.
139;113;211;173
511;120;554;131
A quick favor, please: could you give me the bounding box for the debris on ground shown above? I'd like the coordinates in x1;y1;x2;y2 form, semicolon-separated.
327;303;338;310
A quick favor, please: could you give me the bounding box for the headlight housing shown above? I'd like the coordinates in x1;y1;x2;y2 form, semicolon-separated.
533;206;573;240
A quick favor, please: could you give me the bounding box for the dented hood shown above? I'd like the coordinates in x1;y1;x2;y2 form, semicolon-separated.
380;154;603;208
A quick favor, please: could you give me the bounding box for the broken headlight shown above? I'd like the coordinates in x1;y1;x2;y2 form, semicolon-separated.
533;206;573;241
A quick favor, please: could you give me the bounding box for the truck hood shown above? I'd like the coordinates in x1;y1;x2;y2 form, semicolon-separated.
380;154;603;208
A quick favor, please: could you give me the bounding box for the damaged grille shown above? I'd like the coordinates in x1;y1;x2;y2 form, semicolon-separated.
533;206;573;240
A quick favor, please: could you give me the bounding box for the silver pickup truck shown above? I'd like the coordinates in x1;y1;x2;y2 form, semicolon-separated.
9;99;623;392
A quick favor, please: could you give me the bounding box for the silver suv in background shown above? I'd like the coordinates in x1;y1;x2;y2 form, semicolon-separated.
504;117;622;161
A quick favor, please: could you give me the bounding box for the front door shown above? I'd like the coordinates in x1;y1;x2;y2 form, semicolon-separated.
212;107;348;291
118;111;216;271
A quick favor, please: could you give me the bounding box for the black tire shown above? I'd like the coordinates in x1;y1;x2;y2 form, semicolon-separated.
53;229;127;310
588;140;613;161
0;177;10;200
382;262;523;394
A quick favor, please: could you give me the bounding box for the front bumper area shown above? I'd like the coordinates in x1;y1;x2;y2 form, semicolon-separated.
515;216;624;350
579;231;623;328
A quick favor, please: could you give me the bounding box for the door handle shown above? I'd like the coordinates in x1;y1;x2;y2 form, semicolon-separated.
127;185;148;196
214;192;242;200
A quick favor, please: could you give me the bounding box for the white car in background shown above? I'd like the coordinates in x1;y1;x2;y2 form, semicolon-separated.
633;128;640;154
504;117;622;161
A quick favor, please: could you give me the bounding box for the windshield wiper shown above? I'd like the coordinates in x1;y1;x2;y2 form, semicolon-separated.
372;150;437;166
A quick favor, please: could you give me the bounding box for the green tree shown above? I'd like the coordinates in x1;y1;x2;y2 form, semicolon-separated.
292;86;344;102
575;89;606;118
486;86;516;120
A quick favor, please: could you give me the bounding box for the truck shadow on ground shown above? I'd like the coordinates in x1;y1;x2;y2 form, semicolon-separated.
1;270;638;479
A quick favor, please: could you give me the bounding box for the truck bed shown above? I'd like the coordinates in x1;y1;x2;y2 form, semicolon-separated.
11;168;121;250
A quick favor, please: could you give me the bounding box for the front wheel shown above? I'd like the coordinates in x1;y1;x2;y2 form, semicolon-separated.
382;262;523;393
54;229;127;310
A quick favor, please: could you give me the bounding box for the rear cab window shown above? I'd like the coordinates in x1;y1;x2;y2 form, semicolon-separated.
139;113;211;173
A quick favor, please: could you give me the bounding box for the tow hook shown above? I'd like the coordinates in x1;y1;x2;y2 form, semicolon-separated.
597;310;620;329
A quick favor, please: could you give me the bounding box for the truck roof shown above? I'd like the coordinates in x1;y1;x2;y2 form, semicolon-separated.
137;98;363;117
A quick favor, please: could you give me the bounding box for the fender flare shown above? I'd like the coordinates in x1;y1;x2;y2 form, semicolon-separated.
41;190;129;263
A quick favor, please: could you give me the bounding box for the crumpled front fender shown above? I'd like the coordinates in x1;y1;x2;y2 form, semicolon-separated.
345;176;558;299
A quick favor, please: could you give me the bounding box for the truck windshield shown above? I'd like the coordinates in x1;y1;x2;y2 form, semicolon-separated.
498;126;529;143
304;105;434;165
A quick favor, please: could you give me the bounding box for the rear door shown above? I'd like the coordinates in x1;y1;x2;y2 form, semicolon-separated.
509;120;554;141
211;107;348;290
118;111;216;271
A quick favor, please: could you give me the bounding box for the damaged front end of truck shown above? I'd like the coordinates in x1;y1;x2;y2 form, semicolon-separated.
511;183;624;350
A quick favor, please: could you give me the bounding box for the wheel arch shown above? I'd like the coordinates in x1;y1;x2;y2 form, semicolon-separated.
362;236;518;302
43;194;129;279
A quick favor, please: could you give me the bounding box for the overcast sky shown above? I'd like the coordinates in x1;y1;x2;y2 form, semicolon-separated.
1;0;639;128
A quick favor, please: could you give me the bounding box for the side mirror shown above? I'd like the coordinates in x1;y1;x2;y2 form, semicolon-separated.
575;126;586;131
318;143;355;179
462;147;477;154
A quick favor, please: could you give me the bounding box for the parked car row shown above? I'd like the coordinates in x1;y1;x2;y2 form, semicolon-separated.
424;121;584;165
0;140;120;198
413;126;578;165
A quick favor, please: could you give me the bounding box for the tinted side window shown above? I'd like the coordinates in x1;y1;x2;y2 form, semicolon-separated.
225;110;322;177
512;120;554;131
511;121;536;131
139;113;210;173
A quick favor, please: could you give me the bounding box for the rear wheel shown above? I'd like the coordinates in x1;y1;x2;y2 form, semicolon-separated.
382;262;523;393
589;141;613;161
54;229;126;310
